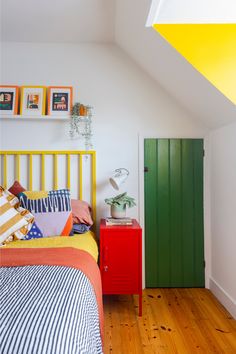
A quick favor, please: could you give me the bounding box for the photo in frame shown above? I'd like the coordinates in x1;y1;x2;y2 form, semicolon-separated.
48;86;73;116
20;86;46;116
0;85;19;115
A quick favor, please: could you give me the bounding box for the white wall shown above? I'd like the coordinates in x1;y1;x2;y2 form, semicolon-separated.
209;121;236;318
0;42;208;223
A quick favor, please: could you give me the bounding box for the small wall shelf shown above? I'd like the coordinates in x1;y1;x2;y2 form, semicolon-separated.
0;114;70;121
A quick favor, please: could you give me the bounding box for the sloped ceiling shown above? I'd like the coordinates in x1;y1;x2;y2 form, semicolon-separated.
115;0;236;129
1;0;235;128
149;0;236;105
154;24;236;105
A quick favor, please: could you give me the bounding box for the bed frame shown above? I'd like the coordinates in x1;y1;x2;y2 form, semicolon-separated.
0;150;96;222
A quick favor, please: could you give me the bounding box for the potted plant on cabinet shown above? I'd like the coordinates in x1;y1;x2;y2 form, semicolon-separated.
105;192;136;218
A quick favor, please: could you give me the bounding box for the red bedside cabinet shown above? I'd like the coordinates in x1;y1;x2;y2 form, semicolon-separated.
99;219;142;316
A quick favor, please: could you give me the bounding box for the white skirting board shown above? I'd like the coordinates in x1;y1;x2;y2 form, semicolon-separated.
210;277;236;319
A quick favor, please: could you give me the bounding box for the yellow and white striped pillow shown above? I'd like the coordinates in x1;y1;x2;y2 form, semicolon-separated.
0;187;34;246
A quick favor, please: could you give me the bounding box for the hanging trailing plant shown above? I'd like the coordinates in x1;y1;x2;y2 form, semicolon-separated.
70;102;93;150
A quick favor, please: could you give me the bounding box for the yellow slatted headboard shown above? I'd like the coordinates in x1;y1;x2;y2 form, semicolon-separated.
0;150;96;223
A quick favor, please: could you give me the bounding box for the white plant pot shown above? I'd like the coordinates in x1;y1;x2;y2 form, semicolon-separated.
111;204;126;218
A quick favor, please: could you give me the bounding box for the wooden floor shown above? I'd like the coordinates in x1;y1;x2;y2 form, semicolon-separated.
103;289;236;354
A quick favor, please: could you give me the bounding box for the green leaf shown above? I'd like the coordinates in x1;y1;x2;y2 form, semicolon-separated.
104;192;136;208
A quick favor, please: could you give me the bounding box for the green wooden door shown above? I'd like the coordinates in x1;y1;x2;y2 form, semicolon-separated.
144;139;204;287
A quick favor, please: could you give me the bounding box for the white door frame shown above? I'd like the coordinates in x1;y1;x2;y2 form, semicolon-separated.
138;133;211;289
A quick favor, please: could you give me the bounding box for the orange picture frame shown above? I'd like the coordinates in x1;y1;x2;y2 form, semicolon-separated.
0;85;19;115
47;86;73;116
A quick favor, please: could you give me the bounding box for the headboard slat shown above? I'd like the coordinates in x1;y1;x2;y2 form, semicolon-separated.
92;152;96;223
16;155;20;181
53;154;58;190
3;155;7;189
41;154;45;190
67;155;71;190
79;155;83;200
29;154;33;191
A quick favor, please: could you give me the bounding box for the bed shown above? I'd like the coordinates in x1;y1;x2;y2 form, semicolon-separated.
0;151;103;354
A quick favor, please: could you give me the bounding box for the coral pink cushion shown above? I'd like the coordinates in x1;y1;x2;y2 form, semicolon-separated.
71;199;93;226
8;181;26;196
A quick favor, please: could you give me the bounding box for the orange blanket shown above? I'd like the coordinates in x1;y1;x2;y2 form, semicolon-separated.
0;247;104;343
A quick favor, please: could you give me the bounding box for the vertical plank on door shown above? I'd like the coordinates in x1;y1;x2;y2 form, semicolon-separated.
193;140;205;286
144;139;158;286
170;139;183;286
157;139;170;287
182;139;195;286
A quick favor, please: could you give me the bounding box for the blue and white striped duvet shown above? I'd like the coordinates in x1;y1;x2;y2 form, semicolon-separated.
0;265;103;354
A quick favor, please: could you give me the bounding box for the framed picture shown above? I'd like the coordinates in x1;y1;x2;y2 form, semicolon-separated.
20;86;46;116
0;85;19;115
48;86;73;116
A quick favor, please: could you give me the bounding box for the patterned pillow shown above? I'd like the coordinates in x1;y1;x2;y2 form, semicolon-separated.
0;187;34;246
18;189;73;237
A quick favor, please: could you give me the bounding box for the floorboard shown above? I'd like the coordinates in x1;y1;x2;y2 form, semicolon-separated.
103;289;236;354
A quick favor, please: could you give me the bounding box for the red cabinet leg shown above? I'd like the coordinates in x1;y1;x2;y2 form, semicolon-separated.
139;291;142;316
